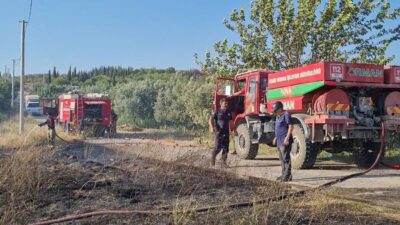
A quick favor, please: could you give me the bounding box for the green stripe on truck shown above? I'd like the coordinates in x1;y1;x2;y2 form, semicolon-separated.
267;81;325;100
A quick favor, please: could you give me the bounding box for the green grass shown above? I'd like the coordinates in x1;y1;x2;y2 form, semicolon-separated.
257;144;278;156
383;148;400;164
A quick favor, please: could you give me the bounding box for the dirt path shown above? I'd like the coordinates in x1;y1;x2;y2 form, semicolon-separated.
85;129;400;210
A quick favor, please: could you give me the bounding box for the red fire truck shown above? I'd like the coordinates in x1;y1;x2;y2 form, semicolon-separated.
214;62;400;169
43;93;114;137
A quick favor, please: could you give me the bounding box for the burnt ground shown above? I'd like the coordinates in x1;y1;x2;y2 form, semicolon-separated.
1;140;400;225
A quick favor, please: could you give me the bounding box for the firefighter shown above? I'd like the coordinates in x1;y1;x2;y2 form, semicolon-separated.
109;110;118;138
272;101;294;182
38;113;57;146
208;98;232;167
78;118;85;134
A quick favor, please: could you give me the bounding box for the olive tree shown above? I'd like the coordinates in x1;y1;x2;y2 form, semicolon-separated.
195;0;400;77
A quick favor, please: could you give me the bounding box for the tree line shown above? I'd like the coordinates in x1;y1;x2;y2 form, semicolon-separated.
195;0;400;77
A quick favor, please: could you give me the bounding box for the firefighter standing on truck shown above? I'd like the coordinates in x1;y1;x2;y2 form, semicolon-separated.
209;98;232;167
272;101;294;182
39;113;57;146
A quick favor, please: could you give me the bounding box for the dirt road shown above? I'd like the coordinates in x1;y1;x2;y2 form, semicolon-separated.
84;129;400;210
86;130;400;188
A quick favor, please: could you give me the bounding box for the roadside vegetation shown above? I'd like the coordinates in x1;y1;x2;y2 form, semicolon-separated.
0;79;19;121
0;116;47;149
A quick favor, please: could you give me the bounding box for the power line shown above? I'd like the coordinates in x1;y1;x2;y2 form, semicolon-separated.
27;0;33;23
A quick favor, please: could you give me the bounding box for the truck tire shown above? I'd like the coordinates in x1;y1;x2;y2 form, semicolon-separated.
291;124;319;169
93;125;106;137
234;123;259;159
353;141;384;168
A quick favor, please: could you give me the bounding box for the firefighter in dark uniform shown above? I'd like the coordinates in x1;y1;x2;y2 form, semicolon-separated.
209;98;232;167
272;101;294;182
39;113;57;146
109;110;118;138
78;118;85;134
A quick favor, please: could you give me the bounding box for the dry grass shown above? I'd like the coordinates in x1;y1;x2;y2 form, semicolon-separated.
0;117;77;224
0;146;60;224
0;116;48;149
179;189;400;225
0;116;79;150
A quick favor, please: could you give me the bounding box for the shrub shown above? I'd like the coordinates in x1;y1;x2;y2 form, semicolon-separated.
0;79;12;121
112;72;212;130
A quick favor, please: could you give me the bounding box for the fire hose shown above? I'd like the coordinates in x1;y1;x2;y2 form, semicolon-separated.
54;131;76;144
29;122;397;225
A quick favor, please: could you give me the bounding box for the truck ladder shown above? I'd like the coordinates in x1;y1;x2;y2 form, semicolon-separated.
76;96;84;124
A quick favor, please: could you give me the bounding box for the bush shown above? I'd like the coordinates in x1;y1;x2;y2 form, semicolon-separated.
82;75;112;94
112;72;213;130
112;79;159;127
0;79;13;121
33;84;77;98
52;76;70;86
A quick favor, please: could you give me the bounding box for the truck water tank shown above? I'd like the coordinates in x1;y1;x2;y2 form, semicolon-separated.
313;89;350;115
384;91;400;116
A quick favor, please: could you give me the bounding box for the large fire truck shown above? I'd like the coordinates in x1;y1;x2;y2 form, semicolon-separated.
214;62;400;169
42;93;114;137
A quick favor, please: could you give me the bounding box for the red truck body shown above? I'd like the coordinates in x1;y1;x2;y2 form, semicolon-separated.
213;61;400;169
384;66;400;84
58;93;112;131
268;62;384;89
266;62;385;113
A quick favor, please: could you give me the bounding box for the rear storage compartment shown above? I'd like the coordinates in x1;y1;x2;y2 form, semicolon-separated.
384;66;400;84
84;104;103;122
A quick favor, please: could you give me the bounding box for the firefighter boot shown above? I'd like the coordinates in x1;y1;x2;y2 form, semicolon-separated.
221;153;228;168
210;153;216;167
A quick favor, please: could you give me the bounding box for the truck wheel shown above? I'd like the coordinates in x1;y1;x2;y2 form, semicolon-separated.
234;123;259;159
353;141;384;168
291;124;319;169
92;125;98;137
93;125;105;137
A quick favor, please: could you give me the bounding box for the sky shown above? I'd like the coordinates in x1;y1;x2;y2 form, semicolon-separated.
0;0;399;75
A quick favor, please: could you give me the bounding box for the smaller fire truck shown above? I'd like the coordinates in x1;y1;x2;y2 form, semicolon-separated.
42;93;114;137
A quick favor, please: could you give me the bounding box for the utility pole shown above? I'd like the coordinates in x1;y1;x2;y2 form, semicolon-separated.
19;20;27;135
4;65;10;77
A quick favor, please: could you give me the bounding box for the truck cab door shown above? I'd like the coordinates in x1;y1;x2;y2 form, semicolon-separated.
214;78;235;112
244;76;259;115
